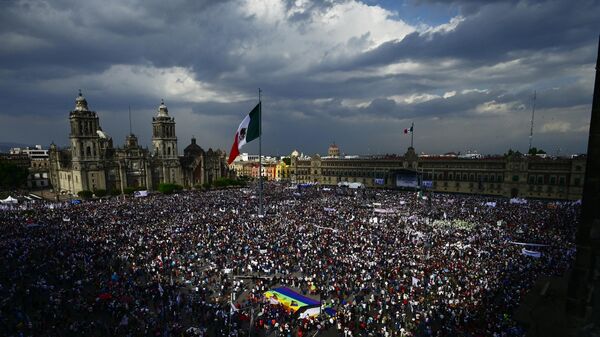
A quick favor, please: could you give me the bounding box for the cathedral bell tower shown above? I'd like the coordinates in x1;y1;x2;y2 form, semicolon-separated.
152;99;178;159
69;90;101;163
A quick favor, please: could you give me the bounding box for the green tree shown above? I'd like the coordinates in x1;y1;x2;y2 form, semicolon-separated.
94;189;107;197
504;149;524;157
123;187;137;195
211;177;247;188
77;190;93;199
158;183;182;194
0;163;29;190
528;147;546;155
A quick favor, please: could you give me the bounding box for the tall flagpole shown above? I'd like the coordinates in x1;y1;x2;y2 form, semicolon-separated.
410;122;414;148
258;88;263;216
528;91;536;152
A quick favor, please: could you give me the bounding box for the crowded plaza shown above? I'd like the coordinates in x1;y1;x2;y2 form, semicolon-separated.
0;183;579;336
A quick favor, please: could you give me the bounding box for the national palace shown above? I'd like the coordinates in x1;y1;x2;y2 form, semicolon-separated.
288;144;586;200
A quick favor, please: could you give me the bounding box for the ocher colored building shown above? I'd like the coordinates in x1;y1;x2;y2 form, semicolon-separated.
275;160;290;181
290;146;585;200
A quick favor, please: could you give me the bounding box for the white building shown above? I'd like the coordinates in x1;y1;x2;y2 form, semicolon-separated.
10;145;50;188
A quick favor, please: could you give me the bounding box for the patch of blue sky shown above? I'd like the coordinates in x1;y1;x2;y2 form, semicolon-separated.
362;0;459;26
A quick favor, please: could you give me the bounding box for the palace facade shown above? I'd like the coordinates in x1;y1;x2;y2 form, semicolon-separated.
290;145;586;200
49;92;229;194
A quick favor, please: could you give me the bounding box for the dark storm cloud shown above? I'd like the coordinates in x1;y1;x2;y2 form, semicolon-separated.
337;0;599;70
413;0;562;15
0;0;597;155
337;90;500;120
0;0;246;77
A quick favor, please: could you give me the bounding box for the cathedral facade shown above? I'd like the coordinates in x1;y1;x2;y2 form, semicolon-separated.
49;92;229;194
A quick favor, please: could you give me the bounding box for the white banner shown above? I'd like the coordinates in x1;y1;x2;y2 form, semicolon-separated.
521;248;542;258
134;190;148;198
509;241;549;247
374;208;396;214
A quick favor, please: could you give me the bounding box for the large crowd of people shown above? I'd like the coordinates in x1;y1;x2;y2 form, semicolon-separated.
0;183;579;336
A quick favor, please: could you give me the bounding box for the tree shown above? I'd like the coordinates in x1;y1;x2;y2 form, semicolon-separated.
158;183;182;194
0;163;29;190
504;149;523;157
528;147;546;155
211;177;247;188
77;190;93;199
94;189;107;197
123;187;137;195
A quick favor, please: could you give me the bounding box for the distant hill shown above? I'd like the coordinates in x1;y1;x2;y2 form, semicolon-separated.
0;142;32;153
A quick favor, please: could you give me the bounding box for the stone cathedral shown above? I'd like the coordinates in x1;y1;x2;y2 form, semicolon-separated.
49;92;230;194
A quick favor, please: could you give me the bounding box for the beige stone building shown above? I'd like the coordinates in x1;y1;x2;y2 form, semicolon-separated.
290;146;585;200
49;92;229;194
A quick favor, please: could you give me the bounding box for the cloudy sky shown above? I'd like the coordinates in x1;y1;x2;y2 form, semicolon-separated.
1;0;598;156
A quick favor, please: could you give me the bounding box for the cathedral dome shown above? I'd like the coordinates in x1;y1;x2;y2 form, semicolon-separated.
157;99;169;117
184;137;204;156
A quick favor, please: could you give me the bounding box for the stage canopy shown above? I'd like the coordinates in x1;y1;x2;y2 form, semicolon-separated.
1;196;18;204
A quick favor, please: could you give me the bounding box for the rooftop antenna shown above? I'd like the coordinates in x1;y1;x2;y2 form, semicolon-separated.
528;90;536;152
128;105;132;135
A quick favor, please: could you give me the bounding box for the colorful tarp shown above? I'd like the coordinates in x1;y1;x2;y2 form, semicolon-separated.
264;287;335;317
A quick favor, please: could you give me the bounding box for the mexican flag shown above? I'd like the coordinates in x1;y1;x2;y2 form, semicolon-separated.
228;103;261;164
403;125;413;134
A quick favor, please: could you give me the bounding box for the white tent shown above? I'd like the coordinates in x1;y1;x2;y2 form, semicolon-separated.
1;196;18;204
